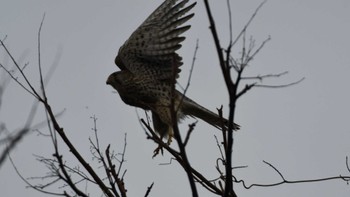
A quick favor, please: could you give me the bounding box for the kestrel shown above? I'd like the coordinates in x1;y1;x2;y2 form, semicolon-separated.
107;0;239;141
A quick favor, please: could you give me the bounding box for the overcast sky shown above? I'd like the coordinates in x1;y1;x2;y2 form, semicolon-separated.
1;0;350;196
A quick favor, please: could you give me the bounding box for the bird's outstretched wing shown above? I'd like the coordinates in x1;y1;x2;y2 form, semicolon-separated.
115;0;196;82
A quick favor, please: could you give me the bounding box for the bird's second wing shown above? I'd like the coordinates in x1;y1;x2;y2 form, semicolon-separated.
115;0;196;82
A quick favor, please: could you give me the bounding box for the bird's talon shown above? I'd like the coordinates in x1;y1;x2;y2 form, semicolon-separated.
153;145;163;158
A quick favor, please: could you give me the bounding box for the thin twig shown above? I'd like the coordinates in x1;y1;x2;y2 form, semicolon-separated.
214;135;225;162
117;134;127;176
31;16;115;196
38;14;48;102
216;106;227;152
0;39;42;101
178;39;199;116
0;61;37;98
203;1;238;196
8;153;65;196
245;35;271;64
0;99;39;168
144;182;154;197
231;0;267;47
241;71;289;81
170;45;198;196
254;77;305;88
54;153;89;197
233;160;350;189
227;0;233;45
183;121;197;147
105;145;123;197
234;174;350;189
141;118;223;195
263;160;285;180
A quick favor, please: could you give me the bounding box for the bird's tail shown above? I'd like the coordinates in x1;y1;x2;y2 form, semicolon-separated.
181;96;240;130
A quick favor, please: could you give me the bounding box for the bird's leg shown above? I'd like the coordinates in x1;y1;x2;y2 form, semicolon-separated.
167;129;173;145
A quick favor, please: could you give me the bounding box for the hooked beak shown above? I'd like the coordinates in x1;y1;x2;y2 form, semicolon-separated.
106;75;113;85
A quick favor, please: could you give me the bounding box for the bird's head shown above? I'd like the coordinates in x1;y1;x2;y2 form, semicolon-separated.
106;71;132;93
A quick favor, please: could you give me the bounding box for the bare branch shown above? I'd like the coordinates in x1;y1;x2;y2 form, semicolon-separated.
106;145;125;197
54;153;89;197
177;39;199;142
144;182;154;197
38;13;48;102
8;153;66;196
183;121;197;147
236;83;256;99
117;134;127;176
0;98;39;168
263;160;285;181
178;39;199;94
0;61;38;99
170;50;198;197
254;77;305;88
244;35;271;64
233;160;350;189
231;0;267;47
216;106;227;152
226;0;233;45
214;135;225;163
141;119;223;195
0;39;42;101
0;128;29;168
241;71;289;81
203;1;238;196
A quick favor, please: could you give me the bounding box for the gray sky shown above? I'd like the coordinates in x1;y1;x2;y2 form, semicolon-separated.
1;0;350;196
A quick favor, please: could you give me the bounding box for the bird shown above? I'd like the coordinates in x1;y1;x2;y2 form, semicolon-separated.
106;0;239;143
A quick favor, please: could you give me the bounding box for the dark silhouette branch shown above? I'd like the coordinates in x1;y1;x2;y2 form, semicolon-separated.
8;153;66;196
38;13;48;102
183;121;197;147
0;128;29;168
105;144;125;197
1;14;117;197
54;153;88;197
170;46;198;197
230;0;267;47
178;39;199;94
144;182;154;197
203;1;238;196
2;1;348;197
217;106;228;153
233;159;350;189
0;40;41;100
0;98;39;168
89;115;127;197
0;60;37;99
241;71;289;81
141;119;223;195
254;77;305;88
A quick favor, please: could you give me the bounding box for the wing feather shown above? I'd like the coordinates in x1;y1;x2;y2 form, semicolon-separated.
115;0;196;82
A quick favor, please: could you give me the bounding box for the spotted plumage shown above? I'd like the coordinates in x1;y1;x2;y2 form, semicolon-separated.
107;0;239;140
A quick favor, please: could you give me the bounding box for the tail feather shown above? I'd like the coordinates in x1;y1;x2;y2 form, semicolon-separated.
181;97;240;130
